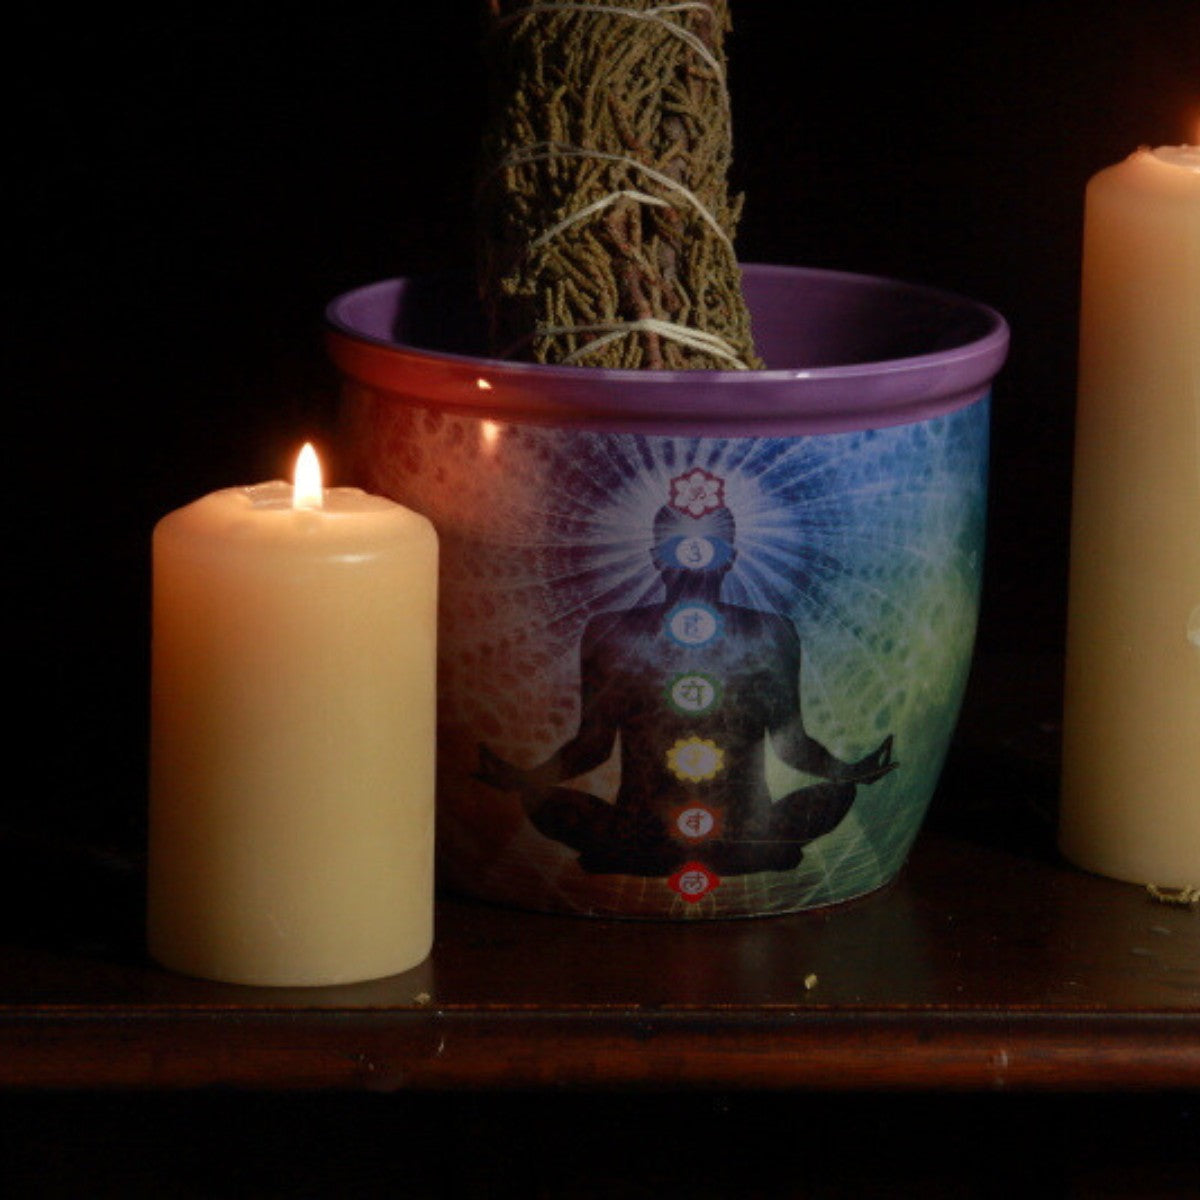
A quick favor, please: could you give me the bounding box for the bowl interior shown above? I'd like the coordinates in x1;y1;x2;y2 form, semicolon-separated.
333;264;1003;370
327;264;1009;435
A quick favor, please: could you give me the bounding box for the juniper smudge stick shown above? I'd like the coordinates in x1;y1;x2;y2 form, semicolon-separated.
477;0;761;370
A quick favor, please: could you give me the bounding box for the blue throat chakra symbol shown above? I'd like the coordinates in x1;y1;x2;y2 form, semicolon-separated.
665;601;722;648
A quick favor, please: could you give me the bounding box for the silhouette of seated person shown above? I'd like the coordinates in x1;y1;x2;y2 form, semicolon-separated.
477;500;896;876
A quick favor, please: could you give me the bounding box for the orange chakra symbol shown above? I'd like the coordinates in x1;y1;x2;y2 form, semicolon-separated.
670;804;721;842
665;736;725;783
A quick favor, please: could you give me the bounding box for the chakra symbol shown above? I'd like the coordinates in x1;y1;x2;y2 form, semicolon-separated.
665;672;721;717
675;535;716;569
666;737;725;783
665;602;721;648
669;861;721;902
671;805;720;842
657;534;733;573
669;468;725;518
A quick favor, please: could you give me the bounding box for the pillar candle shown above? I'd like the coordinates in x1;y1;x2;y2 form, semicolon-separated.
148;445;439;985
1060;145;1200;887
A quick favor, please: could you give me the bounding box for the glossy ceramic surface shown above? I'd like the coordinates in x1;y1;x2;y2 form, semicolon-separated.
327;265;1008;917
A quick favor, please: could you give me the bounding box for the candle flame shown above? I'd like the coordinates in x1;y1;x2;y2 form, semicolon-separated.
293;442;324;510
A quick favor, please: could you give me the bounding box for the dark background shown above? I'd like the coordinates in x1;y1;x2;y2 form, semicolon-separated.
13;2;1200;851
8;3;1200;1195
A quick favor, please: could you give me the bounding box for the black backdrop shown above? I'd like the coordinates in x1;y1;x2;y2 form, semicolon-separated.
12;1;1200;852
6;6;1200;1194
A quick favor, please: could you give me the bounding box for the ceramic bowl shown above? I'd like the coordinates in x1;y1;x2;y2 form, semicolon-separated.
326;264;1009;918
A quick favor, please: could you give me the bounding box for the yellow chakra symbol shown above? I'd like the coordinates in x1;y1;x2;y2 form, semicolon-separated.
666;737;725;783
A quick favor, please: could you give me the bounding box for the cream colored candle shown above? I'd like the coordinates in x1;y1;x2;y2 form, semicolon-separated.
148;444;438;985
1060;144;1200;887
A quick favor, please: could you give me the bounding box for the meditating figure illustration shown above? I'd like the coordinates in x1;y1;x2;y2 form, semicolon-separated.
476;468;897;882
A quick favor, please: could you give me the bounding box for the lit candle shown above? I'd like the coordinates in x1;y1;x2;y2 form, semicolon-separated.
1060;143;1200;887
148;444;439;985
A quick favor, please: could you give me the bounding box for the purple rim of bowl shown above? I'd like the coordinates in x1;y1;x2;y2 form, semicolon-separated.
324;263;1009;435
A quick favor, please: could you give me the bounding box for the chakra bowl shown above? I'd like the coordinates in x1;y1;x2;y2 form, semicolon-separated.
326;264;1009;918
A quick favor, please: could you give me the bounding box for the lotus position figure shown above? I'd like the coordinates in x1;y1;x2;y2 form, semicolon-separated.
477;469;896;879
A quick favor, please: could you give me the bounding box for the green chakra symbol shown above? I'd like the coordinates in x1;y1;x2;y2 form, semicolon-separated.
665;671;722;717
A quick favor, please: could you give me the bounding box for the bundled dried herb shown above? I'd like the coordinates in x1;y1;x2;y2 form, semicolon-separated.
477;0;761;370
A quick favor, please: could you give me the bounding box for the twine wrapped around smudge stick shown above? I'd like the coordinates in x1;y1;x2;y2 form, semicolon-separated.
477;0;762;370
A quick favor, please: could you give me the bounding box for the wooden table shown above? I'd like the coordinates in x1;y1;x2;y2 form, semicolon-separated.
3;653;1197;1095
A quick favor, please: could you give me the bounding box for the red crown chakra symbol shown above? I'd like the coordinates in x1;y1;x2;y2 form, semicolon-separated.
668;861;721;903
669;468;725;518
